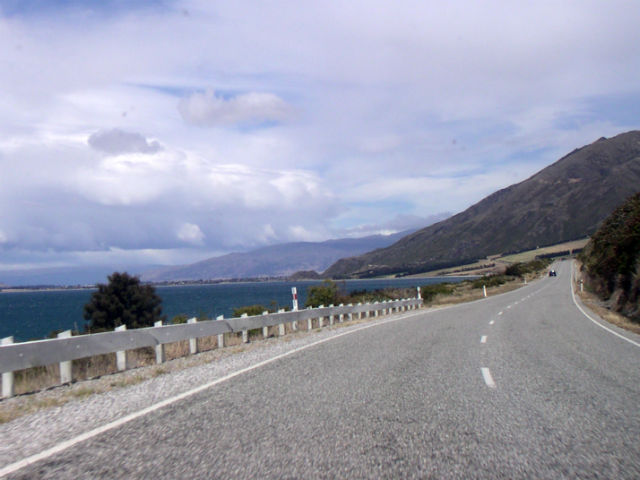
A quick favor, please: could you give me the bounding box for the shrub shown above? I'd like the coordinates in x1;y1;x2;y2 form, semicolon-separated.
305;279;342;307
420;283;455;302
505;258;552;277
171;314;189;324
472;275;509;289
83;272;164;332
233;304;269;317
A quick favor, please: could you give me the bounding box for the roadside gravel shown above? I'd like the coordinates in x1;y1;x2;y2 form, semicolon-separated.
0;312;424;468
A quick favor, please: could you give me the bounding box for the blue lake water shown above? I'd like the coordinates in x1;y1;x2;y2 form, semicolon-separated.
0;277;471;342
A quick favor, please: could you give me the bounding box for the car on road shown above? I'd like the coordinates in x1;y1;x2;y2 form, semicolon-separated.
549;269;557;277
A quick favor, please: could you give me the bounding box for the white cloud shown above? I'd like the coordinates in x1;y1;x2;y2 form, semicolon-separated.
177;223;205;245
178;89;293;127
1;0;640;281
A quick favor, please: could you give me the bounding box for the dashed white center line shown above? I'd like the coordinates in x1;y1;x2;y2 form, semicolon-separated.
489;320;495;325
481;335;487;343
481;367;496;388
498;311;503;316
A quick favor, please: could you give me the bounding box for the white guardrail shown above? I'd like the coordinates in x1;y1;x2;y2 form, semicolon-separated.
0;297;423;398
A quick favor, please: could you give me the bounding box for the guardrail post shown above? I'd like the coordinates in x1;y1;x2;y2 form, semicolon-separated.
1;336;15;398
115;325;127;371
307;307;313;330
216;315;225;348
240;313;249;343
187;317;198;354
154;321;165;364
58;330;72;384
318;306;324;328
262;311;269;338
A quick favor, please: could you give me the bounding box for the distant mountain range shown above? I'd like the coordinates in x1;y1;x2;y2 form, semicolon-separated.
324;131;640;278
142;230;419;282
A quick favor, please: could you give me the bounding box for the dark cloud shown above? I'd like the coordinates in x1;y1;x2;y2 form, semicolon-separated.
88;128;162;155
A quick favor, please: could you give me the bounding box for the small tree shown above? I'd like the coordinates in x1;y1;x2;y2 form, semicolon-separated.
83;272;164;332
305;279;340;307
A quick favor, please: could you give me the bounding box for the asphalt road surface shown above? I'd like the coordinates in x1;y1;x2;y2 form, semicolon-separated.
4;260;640;478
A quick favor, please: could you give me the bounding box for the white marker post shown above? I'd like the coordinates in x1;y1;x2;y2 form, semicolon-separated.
1;336;14;398
187;317;198;354
483;285;487;298
57;330;72;384
154;321;165;364
216;315;225;348
115;325;127;371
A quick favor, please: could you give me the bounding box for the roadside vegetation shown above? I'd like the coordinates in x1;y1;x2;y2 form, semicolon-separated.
420;258;553;307
83;272;165;332
579;192;640;323
304;279;417;308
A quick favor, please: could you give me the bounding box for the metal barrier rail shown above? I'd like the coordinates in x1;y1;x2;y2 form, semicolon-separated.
0;298;422;398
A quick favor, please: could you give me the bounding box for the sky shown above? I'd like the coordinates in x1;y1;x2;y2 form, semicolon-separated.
1;0;639;283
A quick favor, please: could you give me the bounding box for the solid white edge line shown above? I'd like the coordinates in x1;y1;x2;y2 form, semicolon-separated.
481;367;496;388
481;335;487;343
0;308;426;478
570;262;640;349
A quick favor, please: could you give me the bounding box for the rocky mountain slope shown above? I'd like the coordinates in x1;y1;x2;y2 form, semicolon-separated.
579;192;640;321
325;131;640;278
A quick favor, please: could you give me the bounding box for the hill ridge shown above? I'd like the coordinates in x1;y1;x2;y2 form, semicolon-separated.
324;131;640;278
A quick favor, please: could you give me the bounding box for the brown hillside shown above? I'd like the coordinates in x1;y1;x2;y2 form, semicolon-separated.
325;131;640;278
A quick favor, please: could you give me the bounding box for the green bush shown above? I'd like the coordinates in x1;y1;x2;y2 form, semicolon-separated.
233;304;269;317
83;272;164;332
305;280;341;307
420;283;455;302
505;258;552;277
472;275;509;289
171;314;189;324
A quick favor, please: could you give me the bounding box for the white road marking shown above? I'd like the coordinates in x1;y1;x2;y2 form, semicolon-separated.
570;262;640;349
481;367;496;388
0;309;426;478
481;335;487;343
498;312;503;316
489;320;495;325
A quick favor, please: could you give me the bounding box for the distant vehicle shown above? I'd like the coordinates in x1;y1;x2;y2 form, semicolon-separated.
549;269;557;277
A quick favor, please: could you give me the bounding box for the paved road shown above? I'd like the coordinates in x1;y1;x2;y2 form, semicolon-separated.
5;261;640;478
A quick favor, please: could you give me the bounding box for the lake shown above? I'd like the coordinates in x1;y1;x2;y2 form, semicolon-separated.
0;277;471;342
